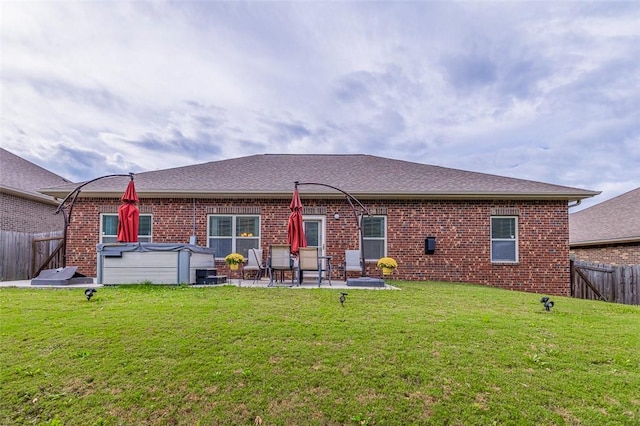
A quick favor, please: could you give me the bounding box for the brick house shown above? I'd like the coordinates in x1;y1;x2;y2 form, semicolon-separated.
1;148;72;280
39;154;598;295
1;148;70;233
570;187;640;265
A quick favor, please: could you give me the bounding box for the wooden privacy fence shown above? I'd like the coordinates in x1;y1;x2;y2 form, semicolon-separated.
571;260;639;305
0;230;63;281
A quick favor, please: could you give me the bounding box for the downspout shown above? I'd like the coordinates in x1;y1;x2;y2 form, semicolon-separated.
190;197;197;245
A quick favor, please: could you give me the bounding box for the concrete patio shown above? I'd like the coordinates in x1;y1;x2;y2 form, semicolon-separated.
0;277;398;290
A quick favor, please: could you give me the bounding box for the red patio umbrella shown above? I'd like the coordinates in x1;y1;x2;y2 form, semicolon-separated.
287;189;306;256
117;179;139;242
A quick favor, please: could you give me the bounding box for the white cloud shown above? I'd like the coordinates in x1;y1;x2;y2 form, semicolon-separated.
1;1;638;211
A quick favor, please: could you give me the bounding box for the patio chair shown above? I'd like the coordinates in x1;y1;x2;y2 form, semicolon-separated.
298;247;322;287
268;244;293;287
344;250;362;279
242;248;266;283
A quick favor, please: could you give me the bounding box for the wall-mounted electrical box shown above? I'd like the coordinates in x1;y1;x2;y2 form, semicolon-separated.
425;237;436;254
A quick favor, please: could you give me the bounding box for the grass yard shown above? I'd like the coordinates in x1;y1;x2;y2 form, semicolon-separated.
1;282;639;425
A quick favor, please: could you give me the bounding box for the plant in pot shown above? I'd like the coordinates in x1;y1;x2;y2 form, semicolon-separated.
377;257;398;276
225;253;245;270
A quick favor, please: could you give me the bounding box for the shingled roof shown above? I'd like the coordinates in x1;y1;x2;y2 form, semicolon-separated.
570;187;640;246
1;148;71;204
38;154;599;201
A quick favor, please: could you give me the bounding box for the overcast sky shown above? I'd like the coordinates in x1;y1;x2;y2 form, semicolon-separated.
2;1;639;211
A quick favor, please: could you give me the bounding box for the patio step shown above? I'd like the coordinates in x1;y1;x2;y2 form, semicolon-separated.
346;277;386;287
195;275;227;285
195;269;227;284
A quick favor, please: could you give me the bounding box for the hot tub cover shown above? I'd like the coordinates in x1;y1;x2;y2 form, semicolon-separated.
97;243;216;257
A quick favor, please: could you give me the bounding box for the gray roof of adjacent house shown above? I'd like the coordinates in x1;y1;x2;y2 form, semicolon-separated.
38;154;599;201
570;187;640;246
0;148;71;205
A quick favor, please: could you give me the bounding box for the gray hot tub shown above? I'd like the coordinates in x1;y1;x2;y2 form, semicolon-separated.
97;243;216;285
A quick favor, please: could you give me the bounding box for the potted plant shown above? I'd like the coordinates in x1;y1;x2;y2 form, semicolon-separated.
377;257;398;276
225;253;245;270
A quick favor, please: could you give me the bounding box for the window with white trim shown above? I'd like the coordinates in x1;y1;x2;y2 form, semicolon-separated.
208;215;260;259
100;214;152;243
362;216;387;260
491;216;518;262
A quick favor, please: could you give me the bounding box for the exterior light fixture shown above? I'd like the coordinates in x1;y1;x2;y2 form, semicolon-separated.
340;292;347;306
334;212;340;220
85;288;97;301
540;296;554;311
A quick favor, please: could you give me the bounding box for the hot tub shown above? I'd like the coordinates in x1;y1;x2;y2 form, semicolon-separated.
97;243;216;285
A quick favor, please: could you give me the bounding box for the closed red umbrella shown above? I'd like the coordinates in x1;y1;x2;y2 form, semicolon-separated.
287;189;306;255
117;179;139;242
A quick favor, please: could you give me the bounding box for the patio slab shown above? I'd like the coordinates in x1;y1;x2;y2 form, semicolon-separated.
1;278;397;290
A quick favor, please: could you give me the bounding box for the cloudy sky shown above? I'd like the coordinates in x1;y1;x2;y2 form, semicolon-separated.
2;1;639;210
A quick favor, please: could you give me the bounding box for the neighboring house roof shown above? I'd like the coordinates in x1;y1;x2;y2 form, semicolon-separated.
0;148;71;205
570;187;640;246
39;154;599;201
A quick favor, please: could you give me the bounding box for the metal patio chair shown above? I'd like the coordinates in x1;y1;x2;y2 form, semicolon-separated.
297;247;333;287
243;248;266;283
297;247;320;286
344;249;362;279
268;244;293;286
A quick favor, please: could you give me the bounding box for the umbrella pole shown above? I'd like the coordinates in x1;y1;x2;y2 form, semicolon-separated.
294;181;371;277
55;173;134;268
358;212;365;277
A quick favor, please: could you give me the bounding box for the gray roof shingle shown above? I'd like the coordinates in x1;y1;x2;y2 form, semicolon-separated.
1;148;71;203
38;154;599;201
570;187;640;245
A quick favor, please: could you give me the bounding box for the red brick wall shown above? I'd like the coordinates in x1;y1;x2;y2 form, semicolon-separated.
571;243;640;265
66;198;570;295
0;193;63;233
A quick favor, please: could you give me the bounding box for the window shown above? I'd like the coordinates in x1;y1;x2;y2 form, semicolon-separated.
362;216;386;260
100;214;152;243
208;215;260;258
491;216;518;262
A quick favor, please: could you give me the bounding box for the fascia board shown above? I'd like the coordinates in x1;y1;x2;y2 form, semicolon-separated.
1;186;61;205
38;189;600;201
570;237;640;247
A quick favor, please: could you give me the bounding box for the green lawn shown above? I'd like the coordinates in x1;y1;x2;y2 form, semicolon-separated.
1;282;639;425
